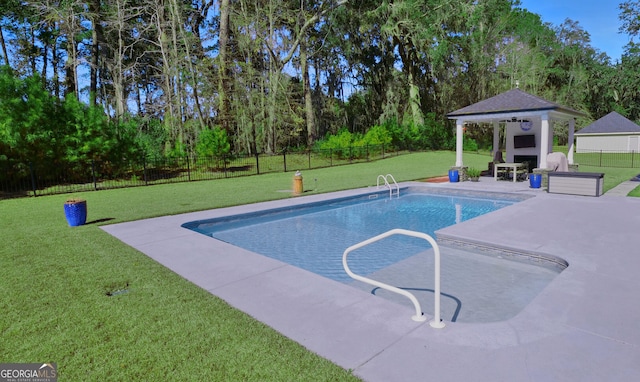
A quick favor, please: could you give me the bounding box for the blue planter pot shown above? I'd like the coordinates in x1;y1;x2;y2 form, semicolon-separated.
448;169;459;183
64;200;87;227
529;174;542;189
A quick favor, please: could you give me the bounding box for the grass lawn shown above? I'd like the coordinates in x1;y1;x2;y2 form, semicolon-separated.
629;185;640;196
578;164;640;193
1;150;637;380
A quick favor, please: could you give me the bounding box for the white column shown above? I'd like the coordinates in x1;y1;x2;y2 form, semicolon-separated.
456;120;464;167
567;118;575;164
539;114;550;169
493;120;500;154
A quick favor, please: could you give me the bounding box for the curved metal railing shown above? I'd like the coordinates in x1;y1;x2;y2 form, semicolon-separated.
342;228;445;328
376;174;399;198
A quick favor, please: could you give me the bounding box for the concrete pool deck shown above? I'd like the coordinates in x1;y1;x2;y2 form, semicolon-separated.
101;178;640;381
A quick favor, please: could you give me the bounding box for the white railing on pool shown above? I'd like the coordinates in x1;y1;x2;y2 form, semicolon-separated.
342;228;445;328
376;174;399;198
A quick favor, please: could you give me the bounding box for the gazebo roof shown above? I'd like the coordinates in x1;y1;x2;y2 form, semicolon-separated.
576;111;640;135
447;89;585;119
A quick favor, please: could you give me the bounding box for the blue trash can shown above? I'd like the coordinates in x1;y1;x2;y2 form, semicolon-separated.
64;199;87;226
529;173;541;189
448;169;459;183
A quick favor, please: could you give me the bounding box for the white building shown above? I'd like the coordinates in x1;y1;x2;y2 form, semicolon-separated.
576;111;640;153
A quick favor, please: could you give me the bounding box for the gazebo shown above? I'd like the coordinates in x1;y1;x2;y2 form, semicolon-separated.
447;89;586;172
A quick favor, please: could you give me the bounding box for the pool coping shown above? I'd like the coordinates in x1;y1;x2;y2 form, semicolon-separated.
101;180;640;381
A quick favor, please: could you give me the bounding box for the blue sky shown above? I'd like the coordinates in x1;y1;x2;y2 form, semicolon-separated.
519;0;631;62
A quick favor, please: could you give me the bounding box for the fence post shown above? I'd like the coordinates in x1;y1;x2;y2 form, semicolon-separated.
330;149;333;167
143;156;148;185
632;150;635;168
223;154;228;178
382;143;385;158
283;149;287;172
308;149;311;169
92;159;97;190
599;150;603;167
255;153;260;174
366;144;370;161
186;155;191;181
29;162;37;197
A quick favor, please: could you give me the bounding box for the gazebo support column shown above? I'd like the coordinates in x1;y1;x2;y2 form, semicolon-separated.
539;114;550;169
455;120;464;167
568;118;575;165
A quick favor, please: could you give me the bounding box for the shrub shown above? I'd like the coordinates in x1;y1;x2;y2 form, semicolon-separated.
463;136;479;152
359;124;392;146
317;128;358;159
467;167;481;178
196;127;231;168
380;114;450;151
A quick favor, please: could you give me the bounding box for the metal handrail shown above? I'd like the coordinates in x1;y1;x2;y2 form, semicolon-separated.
376;174;399;198
342;228;445;328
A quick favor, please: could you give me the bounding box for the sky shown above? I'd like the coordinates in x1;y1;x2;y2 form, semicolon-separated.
519;0;631;62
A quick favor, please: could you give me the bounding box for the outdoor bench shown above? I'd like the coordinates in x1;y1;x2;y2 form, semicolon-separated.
547;172;604;197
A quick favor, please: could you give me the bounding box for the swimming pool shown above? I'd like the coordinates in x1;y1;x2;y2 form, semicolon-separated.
184;189;518;283
184;188;562;323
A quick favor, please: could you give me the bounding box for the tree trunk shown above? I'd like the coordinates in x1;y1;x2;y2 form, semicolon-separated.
64;31;78;98
89;0;103;107
41;33;48;86
29;26;36;75
155;3;180;149
52;34;61;99
397;37;424;126
300;39;316;146
0;26;9;66
218;0;232;133
114;2;126;120
169;0;205;130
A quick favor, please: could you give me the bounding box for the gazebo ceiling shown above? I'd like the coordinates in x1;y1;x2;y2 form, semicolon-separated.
447;89;586;122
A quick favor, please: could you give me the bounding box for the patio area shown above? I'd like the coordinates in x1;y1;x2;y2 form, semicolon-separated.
102;179;640;381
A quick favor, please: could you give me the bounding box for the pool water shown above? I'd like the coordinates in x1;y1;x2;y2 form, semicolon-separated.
185;191;515;283
349;247;560;322
184;190;563;323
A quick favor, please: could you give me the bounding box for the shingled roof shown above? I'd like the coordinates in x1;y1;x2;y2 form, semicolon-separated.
447;88;585;118
576;111;640;135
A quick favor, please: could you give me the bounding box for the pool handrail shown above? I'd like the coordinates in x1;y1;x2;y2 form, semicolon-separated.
376;174;399;198
342;228;445;328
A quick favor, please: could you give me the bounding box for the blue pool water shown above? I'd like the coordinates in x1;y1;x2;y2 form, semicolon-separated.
185;190;517;283
184;189;564;322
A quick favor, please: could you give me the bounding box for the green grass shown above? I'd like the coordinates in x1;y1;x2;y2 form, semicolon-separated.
0;151;472;381
578;165;639;194
628;185;640;196
1;150;636;380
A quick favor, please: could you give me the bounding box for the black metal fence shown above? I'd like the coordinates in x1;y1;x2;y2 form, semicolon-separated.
574;149;640;168
1;144;399;199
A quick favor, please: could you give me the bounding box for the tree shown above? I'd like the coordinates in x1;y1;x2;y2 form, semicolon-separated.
0;68;70;163
0;0;24;67
619;1;640;38
101;0;149;120
3;0;637;161
196;126;230;167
